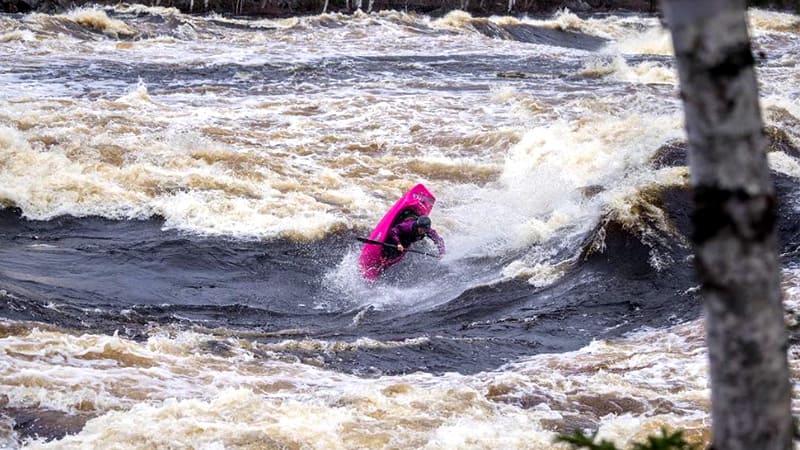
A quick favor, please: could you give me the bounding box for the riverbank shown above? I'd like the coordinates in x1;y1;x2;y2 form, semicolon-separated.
3;0;798;19
0;0;658;17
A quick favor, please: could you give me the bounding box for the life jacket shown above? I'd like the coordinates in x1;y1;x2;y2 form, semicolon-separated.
393;208;418;226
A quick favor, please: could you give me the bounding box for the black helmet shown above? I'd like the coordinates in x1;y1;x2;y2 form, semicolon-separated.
415;216;431;230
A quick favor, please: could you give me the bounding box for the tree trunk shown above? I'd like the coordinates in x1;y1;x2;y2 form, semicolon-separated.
660;1;792;449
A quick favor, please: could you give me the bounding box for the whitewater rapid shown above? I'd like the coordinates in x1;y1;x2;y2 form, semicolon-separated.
1;5;799;449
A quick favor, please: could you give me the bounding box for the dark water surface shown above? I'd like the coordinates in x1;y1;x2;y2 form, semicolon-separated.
4;173;800;377
0;188;705;374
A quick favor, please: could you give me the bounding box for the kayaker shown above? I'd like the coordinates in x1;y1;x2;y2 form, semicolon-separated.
383;215;445;261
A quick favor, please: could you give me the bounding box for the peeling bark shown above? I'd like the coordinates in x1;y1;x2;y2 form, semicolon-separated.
661;1;792;449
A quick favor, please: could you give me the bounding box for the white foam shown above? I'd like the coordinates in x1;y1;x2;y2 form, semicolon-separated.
578;55;677;84
1;317;716;450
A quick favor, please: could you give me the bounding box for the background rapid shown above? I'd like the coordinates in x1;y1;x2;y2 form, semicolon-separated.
1;6;800;449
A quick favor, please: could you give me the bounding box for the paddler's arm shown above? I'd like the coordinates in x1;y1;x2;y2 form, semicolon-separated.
426;229;445;258
388;225;404;253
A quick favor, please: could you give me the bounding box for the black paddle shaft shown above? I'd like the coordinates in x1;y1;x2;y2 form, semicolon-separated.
356;237;438;258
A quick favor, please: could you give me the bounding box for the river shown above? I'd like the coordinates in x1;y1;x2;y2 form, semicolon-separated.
1;5;800;448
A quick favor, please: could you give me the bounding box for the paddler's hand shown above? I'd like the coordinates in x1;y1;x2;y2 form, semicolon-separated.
397;244;404;253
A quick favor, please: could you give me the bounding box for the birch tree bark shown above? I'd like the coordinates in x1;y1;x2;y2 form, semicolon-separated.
660;1;792;449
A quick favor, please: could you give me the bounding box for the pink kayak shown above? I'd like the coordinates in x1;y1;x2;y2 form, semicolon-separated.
359;184;436;280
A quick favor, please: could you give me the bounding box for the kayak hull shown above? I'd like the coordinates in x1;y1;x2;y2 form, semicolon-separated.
358;184;436;280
